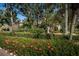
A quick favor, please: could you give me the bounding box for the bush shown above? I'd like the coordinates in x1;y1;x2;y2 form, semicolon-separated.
51;39;76;55
0;32;13;36
1;36;79;56
3;37;53;56
29;28;45;39
0;35;4;47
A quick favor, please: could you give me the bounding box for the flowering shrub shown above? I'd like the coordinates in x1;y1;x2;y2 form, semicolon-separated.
2;37;54;56
0;36;79;56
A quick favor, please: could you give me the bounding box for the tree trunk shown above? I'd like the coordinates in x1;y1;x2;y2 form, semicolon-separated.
36;15;39;27
37;19;38;27
47;26;50;34
69;14;77;40
46;26;51;39
65;4;69;35
10;11;14;33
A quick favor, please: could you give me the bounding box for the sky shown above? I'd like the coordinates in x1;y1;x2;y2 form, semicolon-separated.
0;3;59;22
0;3;26;21
17;14;26;21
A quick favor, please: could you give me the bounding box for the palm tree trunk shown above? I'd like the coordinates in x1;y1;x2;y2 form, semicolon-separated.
65;4;69;35
70;14;77;40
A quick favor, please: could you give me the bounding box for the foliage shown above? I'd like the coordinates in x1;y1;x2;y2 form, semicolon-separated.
0;36;78;56
0;3;79;56
0;35;4;47
29;28;45;39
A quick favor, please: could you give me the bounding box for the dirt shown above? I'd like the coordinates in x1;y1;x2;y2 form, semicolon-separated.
0;47;11;56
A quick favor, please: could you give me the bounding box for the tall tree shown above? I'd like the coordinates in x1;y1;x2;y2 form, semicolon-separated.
69;4;79;40
65;4;69;35
4;4;17;33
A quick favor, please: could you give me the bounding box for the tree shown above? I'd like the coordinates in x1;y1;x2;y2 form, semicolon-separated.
0;4;18;33
69;4;79;40
65;4;69;35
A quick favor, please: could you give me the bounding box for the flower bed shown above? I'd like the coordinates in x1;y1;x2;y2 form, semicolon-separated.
2;37;53;56
0;36;79;56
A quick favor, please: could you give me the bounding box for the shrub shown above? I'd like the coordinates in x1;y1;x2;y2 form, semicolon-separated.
2;36;79;56
2;37;54;55
0;32;13;36
0;35;4;47
29;28;45;39
51;39;76;55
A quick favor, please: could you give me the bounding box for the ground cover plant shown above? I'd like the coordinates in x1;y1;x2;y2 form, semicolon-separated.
0;35;79;56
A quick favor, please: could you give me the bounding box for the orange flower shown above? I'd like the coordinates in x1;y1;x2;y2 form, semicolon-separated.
34;47;38;50
51;48;54;51
4;39;10;45
39;48;42;51
47;43;50;45
30;45;33;48
47;46;51;49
